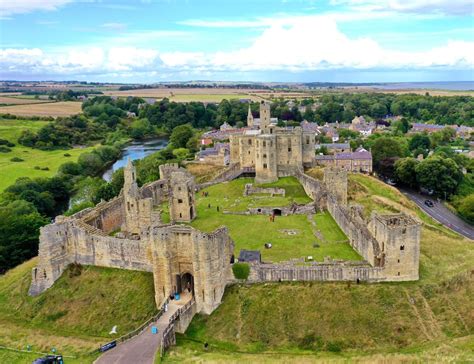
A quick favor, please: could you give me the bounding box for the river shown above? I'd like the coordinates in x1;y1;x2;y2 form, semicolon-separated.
102;138;168;181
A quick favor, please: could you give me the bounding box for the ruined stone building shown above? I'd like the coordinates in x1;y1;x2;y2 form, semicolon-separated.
230;101;316;183
29;161;234;315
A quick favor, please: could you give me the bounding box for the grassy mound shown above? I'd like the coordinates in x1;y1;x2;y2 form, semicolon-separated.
165;173;474;362
0;258;157;359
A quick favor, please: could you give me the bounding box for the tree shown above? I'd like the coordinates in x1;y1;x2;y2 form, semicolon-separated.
170;124;194;148
0;200;48;273
409;134;431;152
415;157;463;197
456;194;474;223
371;137;404;174
78;152;104;176
394;158;419;188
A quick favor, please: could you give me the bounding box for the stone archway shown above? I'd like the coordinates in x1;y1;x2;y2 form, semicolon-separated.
180;272;194;296
273;208;282;216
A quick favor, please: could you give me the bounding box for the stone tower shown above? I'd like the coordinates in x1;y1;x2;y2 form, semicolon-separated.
259;101;271;132
247;104;254;127
369;213;421;281
255;134;278;184
323;167;348;205
167;168;197;222
123;158;153;234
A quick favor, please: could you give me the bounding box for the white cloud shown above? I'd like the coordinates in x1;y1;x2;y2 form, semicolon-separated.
101;22;128;31
0;0;73;17
1;17;472;78
0;47;163;76
330;0;474;15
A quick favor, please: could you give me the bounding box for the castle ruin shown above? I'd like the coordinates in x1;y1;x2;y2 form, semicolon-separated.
29;103;421;319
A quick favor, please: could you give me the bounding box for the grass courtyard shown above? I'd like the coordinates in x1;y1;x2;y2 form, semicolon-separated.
0;118;95;192
187;177;361;262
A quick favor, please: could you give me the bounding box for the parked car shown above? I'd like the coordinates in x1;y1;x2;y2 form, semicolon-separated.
32;355;64;364
424;200;434;207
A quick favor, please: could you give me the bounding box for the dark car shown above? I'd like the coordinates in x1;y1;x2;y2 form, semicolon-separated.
32;355;63;364
424;200;434;207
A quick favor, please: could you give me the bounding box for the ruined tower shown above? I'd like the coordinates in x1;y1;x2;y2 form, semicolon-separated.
159;164;197;223
247;104;254;127
123;158;153;234
323;167;348;205
369;213;421;281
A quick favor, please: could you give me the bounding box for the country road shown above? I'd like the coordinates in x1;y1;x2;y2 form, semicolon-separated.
400;189;474;241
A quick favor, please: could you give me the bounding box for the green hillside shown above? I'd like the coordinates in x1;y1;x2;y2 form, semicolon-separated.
0;259;157;362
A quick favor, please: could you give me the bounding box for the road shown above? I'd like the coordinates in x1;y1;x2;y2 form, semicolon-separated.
95;294;191;364
400;189;474;241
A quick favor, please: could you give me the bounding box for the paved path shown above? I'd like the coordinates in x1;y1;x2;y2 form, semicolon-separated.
95;294;192;364
400;188;474;241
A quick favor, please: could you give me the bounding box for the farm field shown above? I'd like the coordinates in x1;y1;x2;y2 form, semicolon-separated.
0;96;52;106
0;101;82;117
103;87;265;102
188;177;360;262
0;118;94;192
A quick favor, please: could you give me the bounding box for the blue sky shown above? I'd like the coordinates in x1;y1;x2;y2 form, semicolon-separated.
0;0;473;83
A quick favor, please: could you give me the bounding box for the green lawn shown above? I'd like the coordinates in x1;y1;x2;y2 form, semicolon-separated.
189;177;360;262
0;118;95;192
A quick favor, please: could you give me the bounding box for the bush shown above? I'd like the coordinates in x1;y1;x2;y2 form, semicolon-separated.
0;146;11;153
326;342;342;353
0;138;14;147
10;157;24;162
64;153;71;157
232;263;250;280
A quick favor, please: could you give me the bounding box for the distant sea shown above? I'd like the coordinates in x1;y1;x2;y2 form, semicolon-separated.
365;81;473;91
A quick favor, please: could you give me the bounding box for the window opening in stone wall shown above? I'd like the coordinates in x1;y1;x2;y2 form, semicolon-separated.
248;139;252;145
263;154;267;158
178;199;183;203
400;245;405;250
202;290;205;302
179;213;182;218
263;163;267;169
263;141;266;147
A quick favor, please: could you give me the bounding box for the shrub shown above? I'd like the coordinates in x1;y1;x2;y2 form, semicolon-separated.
326;342;342;353
34;166;41;170
232;263;250;280
64;153;71;157
0;146;11;153
10;157;24;162
41;167;50;171
0;138;14;147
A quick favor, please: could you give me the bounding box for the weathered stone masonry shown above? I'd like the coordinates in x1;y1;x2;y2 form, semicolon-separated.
30;161;234;315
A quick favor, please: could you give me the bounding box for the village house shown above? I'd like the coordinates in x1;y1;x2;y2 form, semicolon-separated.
315;147;372;173
196;143;230;166
315;143;351;154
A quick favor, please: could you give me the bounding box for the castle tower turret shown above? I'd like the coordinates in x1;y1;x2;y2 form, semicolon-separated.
369;213;421;281
247;104;254;127
323;167;348;205
259;101;271;132
168;169;197;222
255;134;278;184
123;158;152;234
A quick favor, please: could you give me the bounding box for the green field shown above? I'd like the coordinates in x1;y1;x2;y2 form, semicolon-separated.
189;177;361;262
0;118;94;192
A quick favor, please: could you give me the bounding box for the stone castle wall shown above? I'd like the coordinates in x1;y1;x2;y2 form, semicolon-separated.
248;261;386;283
243;184;285;197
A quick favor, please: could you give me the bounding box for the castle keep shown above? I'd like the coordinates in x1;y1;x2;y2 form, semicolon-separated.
230;101;316;183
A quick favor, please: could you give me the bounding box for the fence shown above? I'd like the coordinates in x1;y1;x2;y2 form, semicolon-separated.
95;297;170;355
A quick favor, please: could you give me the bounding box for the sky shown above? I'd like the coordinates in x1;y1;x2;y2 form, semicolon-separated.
0;0;473;83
